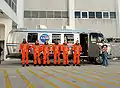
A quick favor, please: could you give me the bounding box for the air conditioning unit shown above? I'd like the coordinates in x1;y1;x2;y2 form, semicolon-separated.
36;25;47;29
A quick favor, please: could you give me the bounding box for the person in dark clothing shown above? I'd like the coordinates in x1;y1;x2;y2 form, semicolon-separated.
0;46;3;56
101;45;108;66
0;46;3;64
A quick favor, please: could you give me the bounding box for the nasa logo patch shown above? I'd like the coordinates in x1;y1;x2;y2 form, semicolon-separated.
40;34;49;43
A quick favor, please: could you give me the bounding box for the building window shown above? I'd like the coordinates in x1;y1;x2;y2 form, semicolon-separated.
8;0;12;7
75;11;81;18
13;0;17;4
110;12;116;18
61;11;68;18
39;11;46;18
24;11;31;18
54;11;61;18
31;11;38;18
46;11;53;18
12;1;14;11
89;12;95;18
96;12;102;18
5;0;8;3
82;12;88;18
103;12;109;18
14;5;17;13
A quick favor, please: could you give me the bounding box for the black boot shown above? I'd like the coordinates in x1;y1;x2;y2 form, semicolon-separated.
34;64;36;66
38;64;41;66
73;64;76;66
22;64;25;67
26;64;29;67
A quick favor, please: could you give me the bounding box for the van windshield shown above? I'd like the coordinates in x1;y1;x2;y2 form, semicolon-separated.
98;33;104;42
90;33;104;43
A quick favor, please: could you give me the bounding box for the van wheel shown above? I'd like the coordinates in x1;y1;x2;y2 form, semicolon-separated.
95;56;103;65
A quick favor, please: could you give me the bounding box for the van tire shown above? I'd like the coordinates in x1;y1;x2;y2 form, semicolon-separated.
95;56;103;65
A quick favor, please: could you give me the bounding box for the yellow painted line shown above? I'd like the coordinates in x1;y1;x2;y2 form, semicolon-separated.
65;67;120;87
39;69;81;88
16;69;35;88
4;70;12;88
49;68;105;88
73;67;119;78
28;68;59;88
75;67;120;80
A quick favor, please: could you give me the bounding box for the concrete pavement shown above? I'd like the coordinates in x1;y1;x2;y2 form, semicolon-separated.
0;59;120;88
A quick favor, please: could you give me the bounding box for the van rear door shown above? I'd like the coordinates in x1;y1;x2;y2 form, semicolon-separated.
88;33;99;57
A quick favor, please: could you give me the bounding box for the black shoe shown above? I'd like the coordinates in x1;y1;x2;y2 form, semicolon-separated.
38;64;41;66
73;64;76;66
34;64;36;66
26;64;29;67
67;64;70;66
58;64;60;66
76;64;81;66
22;64;25;67
43;64;45;66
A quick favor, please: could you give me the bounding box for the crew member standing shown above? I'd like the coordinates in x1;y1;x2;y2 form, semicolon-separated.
72;40;82;66
42;40;50;65
32;40;42;66
61;40;69;66
52;40;61;65
19;39;30;67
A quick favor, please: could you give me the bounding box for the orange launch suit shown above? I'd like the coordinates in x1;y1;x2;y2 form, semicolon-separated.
52;44;61;65
61;43;69;65
32;44;42;65
42;44;50;65
19;42;30;65
72;44;82;65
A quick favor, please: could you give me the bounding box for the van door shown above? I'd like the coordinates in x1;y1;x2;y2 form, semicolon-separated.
80;33;88;56
88;33;99;57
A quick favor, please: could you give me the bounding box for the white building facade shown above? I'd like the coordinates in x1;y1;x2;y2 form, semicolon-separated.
24;0;120;38
1;0;120;59
0;0;24;59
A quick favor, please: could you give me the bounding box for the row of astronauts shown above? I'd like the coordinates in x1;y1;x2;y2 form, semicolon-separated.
19;39;82;67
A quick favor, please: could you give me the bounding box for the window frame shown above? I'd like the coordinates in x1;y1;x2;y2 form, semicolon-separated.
89;12;96;19
110;12;116;19
96;12;103;19
52;34;61;43
64;34;74;44
102;11;110;19
75;11;81;18
81;11;88;19
61;11;68;18
27;33;38;43
54;11;62;18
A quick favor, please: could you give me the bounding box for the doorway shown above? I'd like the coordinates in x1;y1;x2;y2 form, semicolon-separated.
0;41;4;60
80;33;88;56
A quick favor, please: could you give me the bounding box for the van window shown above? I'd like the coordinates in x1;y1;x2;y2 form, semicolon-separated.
52;34;61;43
90;33;98;42
27;33;38;43
64;34;74;44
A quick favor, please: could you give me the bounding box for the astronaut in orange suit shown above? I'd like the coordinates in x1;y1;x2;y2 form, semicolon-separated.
19;39;30;67
61;40;69;66
32;40;42;66
42;40;50;65
72;40;82;66
52;40;61;65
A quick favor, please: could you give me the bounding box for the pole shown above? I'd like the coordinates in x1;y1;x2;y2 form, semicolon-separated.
68;0;75;30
